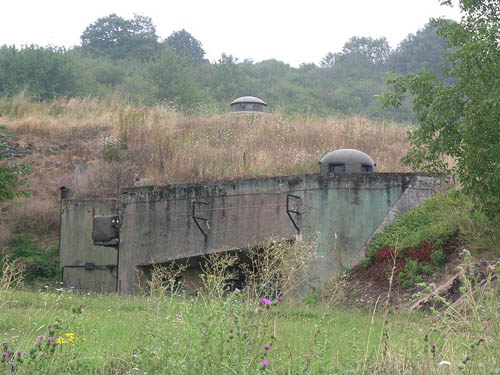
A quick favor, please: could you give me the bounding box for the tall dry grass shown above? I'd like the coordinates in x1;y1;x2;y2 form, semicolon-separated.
0;95;412;198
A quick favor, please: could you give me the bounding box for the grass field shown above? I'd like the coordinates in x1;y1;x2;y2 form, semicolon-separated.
1;255;499;375
0;289;416;374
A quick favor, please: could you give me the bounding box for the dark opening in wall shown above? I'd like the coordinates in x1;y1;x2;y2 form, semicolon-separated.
328;163;346;173
135;239;296;298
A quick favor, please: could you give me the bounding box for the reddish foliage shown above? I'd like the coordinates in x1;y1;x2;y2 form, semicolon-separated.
374;246;396;260
346;236;460;308
407;244;433;262
363;237;459;284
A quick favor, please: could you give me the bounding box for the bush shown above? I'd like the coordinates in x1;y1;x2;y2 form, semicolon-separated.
431;249;447;267
0;45;78;99
398;259;433;289
1;235;59;283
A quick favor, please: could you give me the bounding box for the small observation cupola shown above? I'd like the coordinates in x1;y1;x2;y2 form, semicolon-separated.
230;96;267;113
319;149;375;174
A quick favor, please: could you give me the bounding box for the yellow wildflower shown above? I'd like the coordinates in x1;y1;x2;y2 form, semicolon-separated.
64;333;75;343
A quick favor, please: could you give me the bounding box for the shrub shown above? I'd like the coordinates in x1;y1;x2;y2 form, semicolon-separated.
431;249;447;267
2;235;59;283
398;259;434;289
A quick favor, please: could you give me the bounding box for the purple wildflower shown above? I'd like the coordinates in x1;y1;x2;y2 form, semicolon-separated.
47;337;52;343
52;342;58;347
461;247;469;254
245;285;250;292
465;355;470;361
432;344;436;349
278;296;284;303
261;298;271;306
2;352;7;359
16;351;21;356
264;344;270;351
262;360;269;366
229;328;234;334
39;334;44;340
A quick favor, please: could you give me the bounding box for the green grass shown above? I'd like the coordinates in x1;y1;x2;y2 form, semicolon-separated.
1;274;499;375
367;190;463;260
0;290;409;374
367;189;500;262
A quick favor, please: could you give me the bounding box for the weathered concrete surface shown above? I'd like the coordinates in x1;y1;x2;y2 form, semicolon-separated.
59;173;448;294
60;199;119;292
116;173;445;294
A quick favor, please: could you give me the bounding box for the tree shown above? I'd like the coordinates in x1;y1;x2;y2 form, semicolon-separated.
148;47;205;111
390;21;451;76
210;54;247;101
80;14;160;60
0;45;78;99
339;36;391;66
166;29;205;63
320;52;336;68
384;0;500;218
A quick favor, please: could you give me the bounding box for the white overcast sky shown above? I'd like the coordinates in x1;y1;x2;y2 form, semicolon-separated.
0;0;461;67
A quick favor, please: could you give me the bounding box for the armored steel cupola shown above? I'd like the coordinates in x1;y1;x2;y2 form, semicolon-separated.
230;96;267;112
319;149;375;173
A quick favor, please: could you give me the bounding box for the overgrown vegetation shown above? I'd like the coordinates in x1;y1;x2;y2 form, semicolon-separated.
0;126;30;201
0;15;451;120
0;249;499;374
366;189;500;288
384;0;500;218
0;96;411;199
0;235;58;284
368;190;464;260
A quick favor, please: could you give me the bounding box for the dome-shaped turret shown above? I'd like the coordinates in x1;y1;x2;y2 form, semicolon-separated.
230;96;267;112
319;149;375;173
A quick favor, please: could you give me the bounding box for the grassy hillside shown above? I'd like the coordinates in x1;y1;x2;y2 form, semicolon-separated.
0;95;411;197
0;95;412;282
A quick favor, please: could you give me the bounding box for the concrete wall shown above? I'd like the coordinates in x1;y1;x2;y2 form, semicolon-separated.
60;199;119;292
117;173;445;294
59;173;447;294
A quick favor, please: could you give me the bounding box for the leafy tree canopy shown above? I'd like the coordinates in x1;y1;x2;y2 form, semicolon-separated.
81;14;160;60
0;45;77;99
390;22;451;76
148;47;205;111
166;29;206;64
321;36;391;74
340;36;391;66
384;0;500;218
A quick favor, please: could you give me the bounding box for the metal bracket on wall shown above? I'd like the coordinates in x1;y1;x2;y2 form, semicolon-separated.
192;201;208;239
286;194;302;233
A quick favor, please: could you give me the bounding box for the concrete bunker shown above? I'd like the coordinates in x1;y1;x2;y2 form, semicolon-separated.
59;167;449;294
319;149;376;174
230;96;267;113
